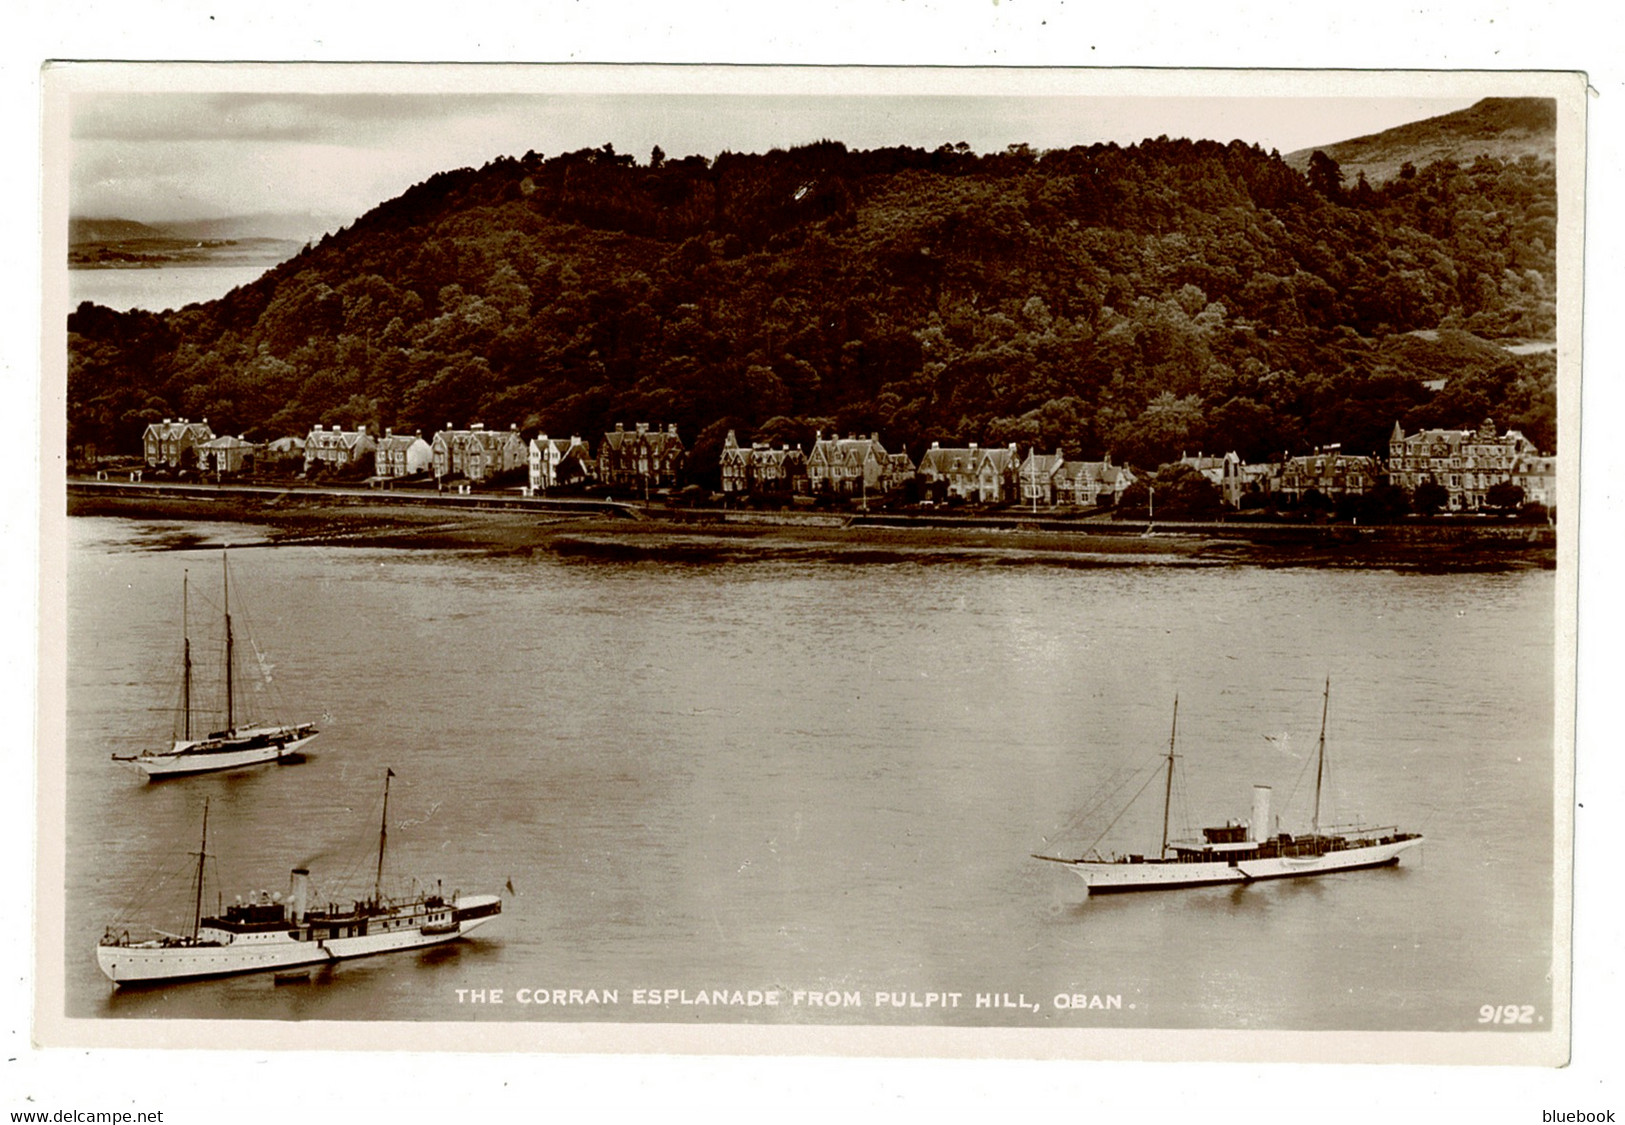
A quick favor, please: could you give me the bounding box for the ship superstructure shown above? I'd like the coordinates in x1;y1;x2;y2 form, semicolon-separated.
98;773;502;985
1035;683;1423;894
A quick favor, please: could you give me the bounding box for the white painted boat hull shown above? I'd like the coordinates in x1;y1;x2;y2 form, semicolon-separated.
1065;836;1424;894
97;895;500;985
116;730;317;779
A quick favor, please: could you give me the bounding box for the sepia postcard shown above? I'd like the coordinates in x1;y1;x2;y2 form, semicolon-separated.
33;60;1588;1085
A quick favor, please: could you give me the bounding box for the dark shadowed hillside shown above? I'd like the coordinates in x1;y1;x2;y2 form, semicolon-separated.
67;132;1558;474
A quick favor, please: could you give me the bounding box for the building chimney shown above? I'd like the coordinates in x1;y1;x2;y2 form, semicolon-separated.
637;422;649;434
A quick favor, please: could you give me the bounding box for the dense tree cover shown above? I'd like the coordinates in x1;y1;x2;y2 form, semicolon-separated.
68;137;1558;466
1118;462;1225;521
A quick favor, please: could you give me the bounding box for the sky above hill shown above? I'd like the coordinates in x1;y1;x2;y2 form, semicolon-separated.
55;67;1493;236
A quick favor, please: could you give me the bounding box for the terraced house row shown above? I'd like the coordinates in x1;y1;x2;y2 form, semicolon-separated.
1013;449;1137;507
132;413;1556;513
1386;418;1556;509
715;419;1551;512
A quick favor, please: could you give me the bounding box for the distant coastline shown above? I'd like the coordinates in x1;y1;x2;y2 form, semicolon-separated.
66;480;1556;571
67;218;307;311
68;236;302;270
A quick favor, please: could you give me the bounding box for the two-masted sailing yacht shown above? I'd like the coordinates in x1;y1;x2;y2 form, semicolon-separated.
1034;681;1424;894
111;549;318;779
97;770;504;985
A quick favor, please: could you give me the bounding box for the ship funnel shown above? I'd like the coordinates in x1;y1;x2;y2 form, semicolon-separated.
288;868;310;922
1250;786;1272;842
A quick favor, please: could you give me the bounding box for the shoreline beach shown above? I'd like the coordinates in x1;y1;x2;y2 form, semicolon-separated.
66;481;1555;571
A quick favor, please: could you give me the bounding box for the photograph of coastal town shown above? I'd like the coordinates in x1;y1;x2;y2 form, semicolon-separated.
39;65;1580;1064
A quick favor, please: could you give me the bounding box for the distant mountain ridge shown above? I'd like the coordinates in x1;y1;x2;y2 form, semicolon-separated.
69;217;165;245
159;212;351;243
1285;97;1556;185
70;212;349;246
69;212;340;272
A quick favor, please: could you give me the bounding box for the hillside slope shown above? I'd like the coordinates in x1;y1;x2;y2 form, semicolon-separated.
1285;97;1555;185
68;134;1558;475
68;217;165;245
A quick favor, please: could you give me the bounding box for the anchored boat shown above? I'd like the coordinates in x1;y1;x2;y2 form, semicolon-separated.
97;771;503;985
1034;681;1424;894
111;548;318;779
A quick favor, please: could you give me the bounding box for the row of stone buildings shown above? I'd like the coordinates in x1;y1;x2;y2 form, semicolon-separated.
138;418;680;496
718;418;1554;511
141;419;260;476
722;432;919;501
717;431;1140;508
1151;420;1555;511
137;414;1557;512
1385;419;1556;509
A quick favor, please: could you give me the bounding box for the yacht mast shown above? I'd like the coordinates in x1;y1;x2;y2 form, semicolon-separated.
1161;696;1179;857
1313;677;1329;836
181;571;191;741
191;799;210;940
374;769;394;904
222;550;234;733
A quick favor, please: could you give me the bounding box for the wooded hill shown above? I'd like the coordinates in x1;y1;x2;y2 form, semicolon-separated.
68;102;1558;483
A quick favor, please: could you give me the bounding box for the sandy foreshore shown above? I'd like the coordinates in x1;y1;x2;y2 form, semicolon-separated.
65;483;1556;570
67;488;1220;564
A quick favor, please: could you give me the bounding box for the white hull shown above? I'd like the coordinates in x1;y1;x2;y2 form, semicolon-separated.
98;894;500;985
116;729;317;779
1065;837;1423;894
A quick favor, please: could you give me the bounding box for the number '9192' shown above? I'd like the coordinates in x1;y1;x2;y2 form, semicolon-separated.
1478;1004;1537;1024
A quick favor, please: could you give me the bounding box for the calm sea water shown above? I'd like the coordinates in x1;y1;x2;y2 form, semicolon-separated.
61;516;1558;1031
69;264;281;313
